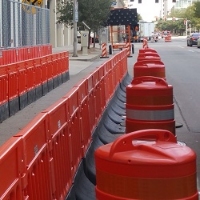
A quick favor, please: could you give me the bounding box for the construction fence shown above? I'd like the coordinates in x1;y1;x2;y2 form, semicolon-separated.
0;0;50;48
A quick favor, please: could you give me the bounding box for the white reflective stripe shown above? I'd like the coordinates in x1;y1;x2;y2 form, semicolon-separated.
126;109;174;121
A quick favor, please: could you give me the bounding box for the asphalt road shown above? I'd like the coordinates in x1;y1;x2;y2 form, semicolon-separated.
128;37;200;194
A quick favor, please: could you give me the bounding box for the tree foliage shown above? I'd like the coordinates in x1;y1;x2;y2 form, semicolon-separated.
56;0;113;32
156;2;200;35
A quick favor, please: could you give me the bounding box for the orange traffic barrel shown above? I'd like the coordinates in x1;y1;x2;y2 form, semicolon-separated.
133;60;165;79
139;48;157;54
95;129;198;200
165;35;172;42
137;53;160;62
126;76;175;135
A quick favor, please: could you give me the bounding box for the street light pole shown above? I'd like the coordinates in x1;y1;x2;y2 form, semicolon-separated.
73;0;78;57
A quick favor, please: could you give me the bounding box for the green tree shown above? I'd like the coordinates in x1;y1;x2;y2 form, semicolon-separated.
56;0;113;31
57;0;113;47
194;2;200;18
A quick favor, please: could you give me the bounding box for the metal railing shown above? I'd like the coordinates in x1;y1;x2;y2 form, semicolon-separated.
0;0;50;48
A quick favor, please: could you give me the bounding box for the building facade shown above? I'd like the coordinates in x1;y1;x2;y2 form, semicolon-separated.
48;0;125;48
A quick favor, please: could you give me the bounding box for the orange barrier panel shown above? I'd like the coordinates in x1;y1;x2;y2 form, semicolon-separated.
133;60;166;79
16;61;28;110
97;65;106;110
0;137;25;200
3;49;17;65
64;87;82;176
75;79;91;153
40;56;48;95
25;59;36;104
14;113;52;200
92;69;102;122
87;73;97;132
0;66;9;122
51;53;60;88
126;76;175;135
7;63;19;116
60;51;69;82
42;98;72;199
0;48;3;65
33;58;43;100
16;48;23;62
46;55;54;92
95;129;198;200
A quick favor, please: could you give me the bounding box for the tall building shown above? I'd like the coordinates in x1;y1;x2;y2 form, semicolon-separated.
173;0;197;9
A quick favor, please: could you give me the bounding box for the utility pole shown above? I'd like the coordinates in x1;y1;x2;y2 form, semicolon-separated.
73;0;78;57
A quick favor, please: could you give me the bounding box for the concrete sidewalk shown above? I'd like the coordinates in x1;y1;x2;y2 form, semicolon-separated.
53;44;103;75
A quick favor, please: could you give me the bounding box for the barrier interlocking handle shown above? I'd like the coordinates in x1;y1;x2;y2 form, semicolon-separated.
130;76;168;86
109;129;177;158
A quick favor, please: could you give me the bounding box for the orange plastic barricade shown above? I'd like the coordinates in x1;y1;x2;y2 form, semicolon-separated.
0;48;3;65
16;61;28;110
133;60;166;79
0;66;9;122
55;53;63;85
25;59;36;104
3;48;17;65
40;56;48;95
60;51;69;82
15;48;23;62
42;98;72;199
46;55;54;92
94;83;102;123
64;87;82;176
51;53;60;88
95;129;198;200
87;73;96;132
0;137;25;200
14;113;52;200
75;79;91;154
126;76;175;135
33;58;43;100
97;65;106;110
7;63;20;116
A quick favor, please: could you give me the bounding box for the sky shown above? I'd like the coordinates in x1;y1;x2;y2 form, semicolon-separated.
129;0;175;22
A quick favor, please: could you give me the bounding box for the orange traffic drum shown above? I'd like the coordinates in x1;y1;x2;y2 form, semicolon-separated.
95;129;198;200
139;48;157;54
133;60;165;79
126;76;175;135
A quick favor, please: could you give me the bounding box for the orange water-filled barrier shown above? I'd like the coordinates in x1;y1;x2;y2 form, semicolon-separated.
133;60;165;79
126;76;175;134
95;129;198;199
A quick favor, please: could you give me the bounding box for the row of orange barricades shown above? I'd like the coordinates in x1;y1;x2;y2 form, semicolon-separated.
0;44;52;65
95;46;198;199
0;49;128;200
0;51;69;123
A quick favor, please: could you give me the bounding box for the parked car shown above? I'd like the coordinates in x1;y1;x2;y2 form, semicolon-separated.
187;33;200;46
